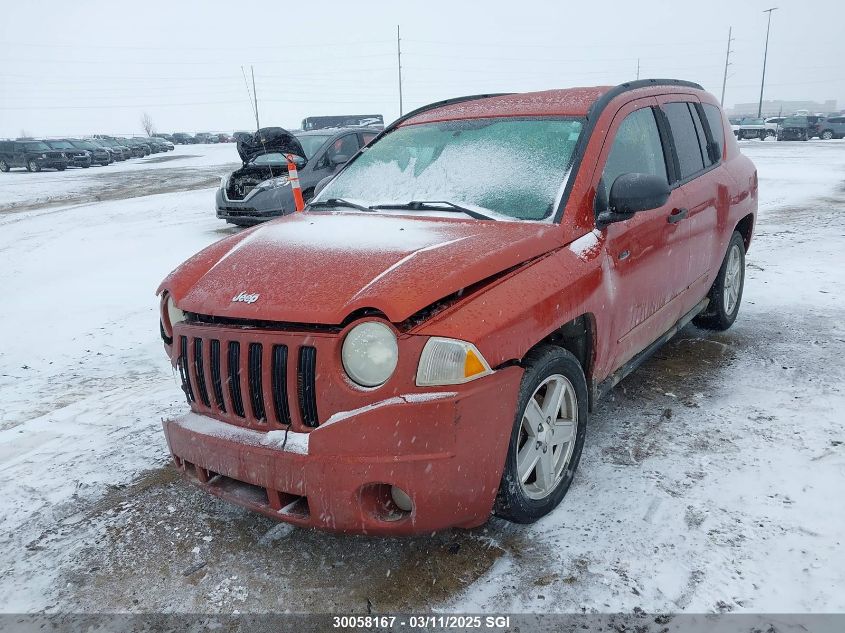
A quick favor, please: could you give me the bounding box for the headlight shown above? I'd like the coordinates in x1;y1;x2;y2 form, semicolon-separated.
416;337;492;386
160;292;186;341
41;154;47;158
257;175;290;190
341;322;398;387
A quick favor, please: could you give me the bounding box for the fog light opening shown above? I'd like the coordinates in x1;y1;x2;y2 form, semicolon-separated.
390;486;413;513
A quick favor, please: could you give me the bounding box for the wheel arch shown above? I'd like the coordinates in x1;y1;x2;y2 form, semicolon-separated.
522;313;597;411
735;213;755;253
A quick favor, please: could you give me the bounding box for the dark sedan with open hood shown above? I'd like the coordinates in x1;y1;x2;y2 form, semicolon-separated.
216;126;379;226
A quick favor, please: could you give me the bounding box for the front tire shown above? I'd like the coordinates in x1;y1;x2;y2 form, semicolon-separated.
821;130;834;140
694;231;746;331
0;160;9;172
495;346;588;524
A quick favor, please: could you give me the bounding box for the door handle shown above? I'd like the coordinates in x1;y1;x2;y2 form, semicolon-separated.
667;208;688;224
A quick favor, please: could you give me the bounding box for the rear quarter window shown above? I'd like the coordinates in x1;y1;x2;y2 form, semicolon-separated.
701;104;726;162
664;102;706;179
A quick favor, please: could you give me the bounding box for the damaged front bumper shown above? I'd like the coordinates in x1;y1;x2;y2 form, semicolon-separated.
163;366;522;535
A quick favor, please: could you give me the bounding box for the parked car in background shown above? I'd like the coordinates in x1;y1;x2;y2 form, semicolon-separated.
86;138;122;162
44;139;92;168
818;117;844;140
161;81;757;534
155;134;174;143
0;140;69;172
778;116;812;141
93;137;131;160
119;138;152;157
232;131;252;143
194;132;218;144
216;133;232;143
66;139;111;165
172;133;195;145
736;118;767;140
150;136;176;152
764;117;784;137
216;126;379;226
149;136;174;151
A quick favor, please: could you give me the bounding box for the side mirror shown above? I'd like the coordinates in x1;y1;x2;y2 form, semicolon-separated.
291;155;306;168
597;173;670;227
330;153;349;166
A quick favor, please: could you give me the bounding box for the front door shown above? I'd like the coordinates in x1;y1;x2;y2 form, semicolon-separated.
593;99;691;370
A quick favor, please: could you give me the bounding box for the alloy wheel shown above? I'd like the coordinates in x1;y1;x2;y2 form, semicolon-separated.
723;243;743;315
517;374;578;500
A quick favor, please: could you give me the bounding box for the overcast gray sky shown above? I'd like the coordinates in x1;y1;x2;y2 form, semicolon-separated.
1;0;843;138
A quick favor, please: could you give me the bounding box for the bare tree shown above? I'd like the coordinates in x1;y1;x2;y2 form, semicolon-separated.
141;112;155;136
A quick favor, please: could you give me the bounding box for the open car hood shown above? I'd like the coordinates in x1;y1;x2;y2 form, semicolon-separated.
236;127;305;164
159;212;564;325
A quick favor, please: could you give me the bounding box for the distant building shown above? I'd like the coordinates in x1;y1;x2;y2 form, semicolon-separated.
728;99;838;117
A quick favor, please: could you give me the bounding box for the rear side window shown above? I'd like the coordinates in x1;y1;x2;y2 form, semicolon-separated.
361;132;377;145
602;107;668;193
664;102;705;179
701;103;725;161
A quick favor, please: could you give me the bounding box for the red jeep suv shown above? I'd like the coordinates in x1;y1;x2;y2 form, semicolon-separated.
158;79;756;535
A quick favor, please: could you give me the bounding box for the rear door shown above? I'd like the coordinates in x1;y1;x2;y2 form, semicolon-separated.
593;98;691;369
12;143;26;168
657;97;732;316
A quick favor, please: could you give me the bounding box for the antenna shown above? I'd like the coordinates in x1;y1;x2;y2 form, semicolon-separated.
720;26;734;106
251;65;260;131
241;66;258;132
636;58;640;80
758;8;778;118
397;25;404;116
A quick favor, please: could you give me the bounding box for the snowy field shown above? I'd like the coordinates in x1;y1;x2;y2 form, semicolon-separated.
0;140;843;615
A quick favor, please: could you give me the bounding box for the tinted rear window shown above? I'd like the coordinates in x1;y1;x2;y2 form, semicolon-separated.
701;104;725;161
664;102;705;179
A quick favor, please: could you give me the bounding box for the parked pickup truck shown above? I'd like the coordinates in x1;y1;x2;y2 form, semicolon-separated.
157;79;757;535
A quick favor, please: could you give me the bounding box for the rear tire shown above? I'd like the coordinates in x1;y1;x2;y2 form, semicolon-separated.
694;231;746;331
495;346;588;524
0;160;9;172
821;130;834;140
27;160;39;172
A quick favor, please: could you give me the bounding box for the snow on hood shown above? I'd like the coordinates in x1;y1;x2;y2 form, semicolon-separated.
159;212;564;325
236;127;305;164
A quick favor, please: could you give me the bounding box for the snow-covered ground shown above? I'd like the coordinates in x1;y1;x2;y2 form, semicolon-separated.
0;140;843;614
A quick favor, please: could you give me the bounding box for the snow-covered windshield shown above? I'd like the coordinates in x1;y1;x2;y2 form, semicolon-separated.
25;142;51;151
314;117;584;222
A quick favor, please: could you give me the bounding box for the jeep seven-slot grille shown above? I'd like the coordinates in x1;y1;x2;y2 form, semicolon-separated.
176;331;318;430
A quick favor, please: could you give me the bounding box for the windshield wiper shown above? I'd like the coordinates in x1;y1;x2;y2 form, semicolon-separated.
370;200;496;221
308;198;374;212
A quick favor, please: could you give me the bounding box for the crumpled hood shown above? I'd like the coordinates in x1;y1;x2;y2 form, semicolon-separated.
159;212;565;325
237;127;305;164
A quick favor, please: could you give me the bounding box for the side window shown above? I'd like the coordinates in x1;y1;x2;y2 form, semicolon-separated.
689;105;712;167
601;107;668;201
361;132;377;146
664;102;706;179
701;103;725;161
328;135;359;160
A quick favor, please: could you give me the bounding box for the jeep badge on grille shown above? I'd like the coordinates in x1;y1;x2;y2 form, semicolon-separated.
232;291;260;304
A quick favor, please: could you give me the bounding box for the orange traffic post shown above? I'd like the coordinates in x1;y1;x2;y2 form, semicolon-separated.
285;153;305;212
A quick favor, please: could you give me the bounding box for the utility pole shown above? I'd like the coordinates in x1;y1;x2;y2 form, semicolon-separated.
720;26;734;106
758;8;778;118
397;25;404;116
251;65;260;130
636;59;640;80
